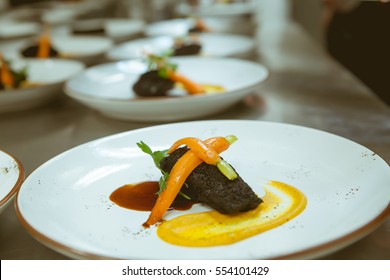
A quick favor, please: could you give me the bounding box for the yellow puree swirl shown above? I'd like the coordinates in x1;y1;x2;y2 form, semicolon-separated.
157;180;307;247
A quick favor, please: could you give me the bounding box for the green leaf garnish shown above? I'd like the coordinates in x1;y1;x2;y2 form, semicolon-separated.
137;141;169;194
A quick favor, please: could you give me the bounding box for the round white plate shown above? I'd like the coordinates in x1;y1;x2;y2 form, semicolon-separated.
107;33;254;60
0;21;41;39
145;17;253;37
0;150;23;214
176;2;256;16
72;18;144;42
0;59;85;113
15;120;390;259
64;57;268;122
51;35;113;65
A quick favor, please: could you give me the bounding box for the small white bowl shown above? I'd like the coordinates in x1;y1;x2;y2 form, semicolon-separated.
0;59;85;113
51;35;113;65
0;21;41;39
0;150;23;214
72;18;145;41
145;17;253;37
64;57;268;122
107;33;254;60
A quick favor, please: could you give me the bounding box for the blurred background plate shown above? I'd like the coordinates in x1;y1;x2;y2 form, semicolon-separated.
64;57;268;122
107;33;254;60
0;150;23;215
145;17;254;37
0;59;84;113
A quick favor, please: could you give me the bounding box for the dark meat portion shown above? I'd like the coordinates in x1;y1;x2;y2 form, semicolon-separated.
21;45;59;58
160;147;262;214
132;70;174;97
0;81;4;90
173;43;202;56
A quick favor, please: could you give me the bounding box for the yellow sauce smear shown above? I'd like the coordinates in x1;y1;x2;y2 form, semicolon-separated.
175;83;225;94
157;180;307;247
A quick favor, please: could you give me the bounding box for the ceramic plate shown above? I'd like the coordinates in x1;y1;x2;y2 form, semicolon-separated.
50;35;113;65
0;150;23;214
15;120;390;259
175;2;256;16
0;21;41;39
72;18;144;42
64;57;268;122
0;59;85;113
145;17;252;37
107;33;254;60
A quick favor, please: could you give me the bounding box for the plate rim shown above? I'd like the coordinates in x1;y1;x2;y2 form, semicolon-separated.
0;150;24;207
14;120;390;259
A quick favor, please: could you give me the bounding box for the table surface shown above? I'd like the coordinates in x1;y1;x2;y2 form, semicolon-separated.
0;19;389;259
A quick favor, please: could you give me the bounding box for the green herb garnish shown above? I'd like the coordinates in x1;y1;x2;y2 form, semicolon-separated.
137;141;169;195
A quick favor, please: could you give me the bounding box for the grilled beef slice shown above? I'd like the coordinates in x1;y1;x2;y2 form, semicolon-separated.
133;70;174;97
160;147;262;214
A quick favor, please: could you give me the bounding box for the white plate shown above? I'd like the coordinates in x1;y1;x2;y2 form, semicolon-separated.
107;33;254;60
15;120;390;259
0;150;23;214
51;35;113;65
145;17;253;37
176;1;256;16
0;21;41;39
0;59;85;113
72;18;144;42
64;57;268;122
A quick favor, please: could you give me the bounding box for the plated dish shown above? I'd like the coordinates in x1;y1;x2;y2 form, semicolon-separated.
176;1;257;16
14;34;113;66
107;33;254;61
0;58;84;113
72;18;145;42
15;120;390;259
144;17;253;37
0;21;41;40
64;57;268;121
0;150;23;214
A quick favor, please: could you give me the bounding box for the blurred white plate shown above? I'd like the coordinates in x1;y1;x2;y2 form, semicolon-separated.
176;1;256;16
0;59;85;113
64;57;268;122
51;35;113;65
0;21;41;39
107;33;254;60
15;120;390;259
145;17;253;37
72;18;144;42
0;150;23;214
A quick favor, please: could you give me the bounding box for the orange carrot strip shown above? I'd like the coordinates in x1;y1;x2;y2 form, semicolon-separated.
37;32;50;58
167;69;205;95
0;54;14;87
167;137;221;165
195;18;210;32
143;137;230;227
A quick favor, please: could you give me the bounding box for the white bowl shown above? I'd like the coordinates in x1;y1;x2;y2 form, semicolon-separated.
0;150;23;214
64;57;268;122
176;1;256;16
145;17;254;37
51;35;113;65
107;33;254;60
0;21;41;39
15;120;390;259
0;59;85;113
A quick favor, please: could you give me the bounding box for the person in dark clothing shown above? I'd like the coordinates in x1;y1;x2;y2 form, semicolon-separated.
325;0;390;105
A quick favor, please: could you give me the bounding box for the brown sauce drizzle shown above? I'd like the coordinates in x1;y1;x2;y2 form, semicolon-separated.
109;181;196;212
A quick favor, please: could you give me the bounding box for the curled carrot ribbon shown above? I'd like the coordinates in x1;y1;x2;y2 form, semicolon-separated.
144;136;238;227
